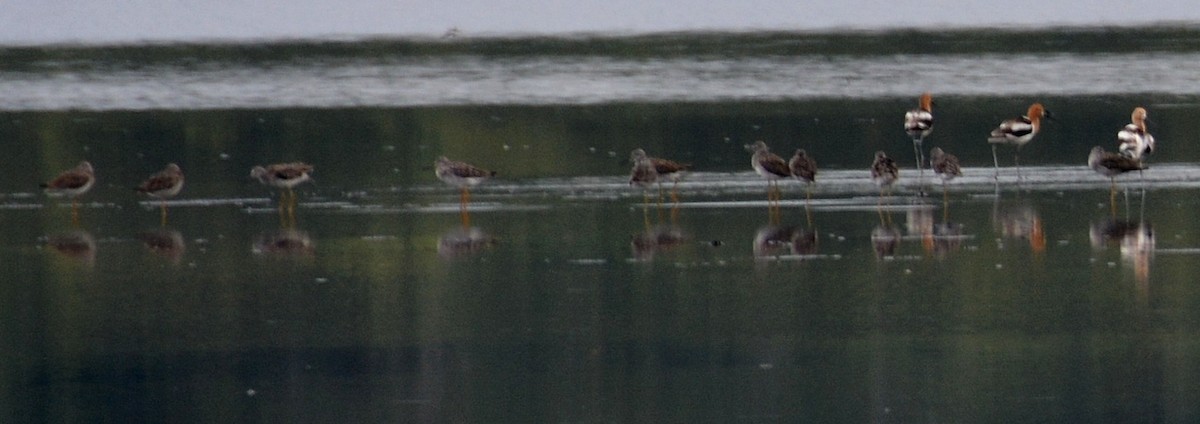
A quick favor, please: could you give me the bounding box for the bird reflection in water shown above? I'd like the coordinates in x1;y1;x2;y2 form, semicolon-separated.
908;199;965;258
137;228;185;264
992;197;1046;254
631;224;687;261
253;228;315;257
753;224;818;260
44;230;97;265
438;226;497;260
871;225;902;259
929;222;965;259
1090;219;1154;290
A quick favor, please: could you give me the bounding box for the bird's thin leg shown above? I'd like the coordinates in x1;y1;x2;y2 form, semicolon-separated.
1110;179;1118;218
71;200;80;226
670;180;680;204
877;188;885;224
160;202;168;228
992;145;1000;181
913;139;926;196
1014;146;1023;183
942;181;950;222
642;190;652;230
656;182;665;223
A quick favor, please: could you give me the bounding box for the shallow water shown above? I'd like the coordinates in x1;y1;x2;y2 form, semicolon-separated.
3;29;1200;422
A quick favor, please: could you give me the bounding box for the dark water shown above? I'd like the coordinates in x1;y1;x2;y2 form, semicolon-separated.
3;28;1200;422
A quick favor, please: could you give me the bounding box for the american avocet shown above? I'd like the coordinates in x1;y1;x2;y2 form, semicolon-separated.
136;163;185;225
1089;146;1146;209
871;151;899;215
930;147;961;199
987;103;1050;181
251;162;314;219
747;141;791;203
904;92;934;190
41;161;95;219
1118;107;1154;160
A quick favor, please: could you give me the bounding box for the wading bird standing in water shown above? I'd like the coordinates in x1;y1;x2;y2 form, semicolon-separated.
251;162;314;221
930;147;961;199
988;103;1050;182
41;161;95;223
789;148;818;226
1089;146;1146;214
435;156;496;226
871;151;899;223
630;148;690;204
904;92;934;193
629;149;660;226
747;141;791;204
136;163;185;226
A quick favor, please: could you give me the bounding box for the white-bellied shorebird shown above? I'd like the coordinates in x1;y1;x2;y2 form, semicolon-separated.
1118;107;1154;161
904;92;934;192
435;156;495;227
747;141;791;204
251;162;313;214
988;102;1051;181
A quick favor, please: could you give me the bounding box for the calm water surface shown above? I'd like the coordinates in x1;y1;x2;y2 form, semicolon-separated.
3;28;1200;423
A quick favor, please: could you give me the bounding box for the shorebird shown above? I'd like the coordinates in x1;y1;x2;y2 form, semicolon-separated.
871;151;899;219
629;148;659;205
871;151;899;193
788;149;817;195
988;103;1050;181
904;92;934;191
649;152;690;203
1118;107;1154;161
747;141;791;204
630;148;690;204
41;161;95;219
789;148;818;225
251;162;313;196
1089;146;1146;209
930;147;962;197
435;156;496;209
136;163;184;225
251;162;314;218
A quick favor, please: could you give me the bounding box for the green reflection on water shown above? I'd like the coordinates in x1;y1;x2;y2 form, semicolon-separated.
2;97;1200;422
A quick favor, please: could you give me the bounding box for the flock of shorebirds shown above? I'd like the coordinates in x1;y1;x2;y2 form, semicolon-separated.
38;92;1156;225
40;160;315;224
631;93;1155;206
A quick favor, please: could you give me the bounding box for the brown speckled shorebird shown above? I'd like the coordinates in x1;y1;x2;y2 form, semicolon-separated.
251;162;314;218
41;160;95;222
647;150;690;203
930;147;961;199
435;156;496;226
1089;146;1146;214
871;151;899;223
747;141;791;204
136;163;184;225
